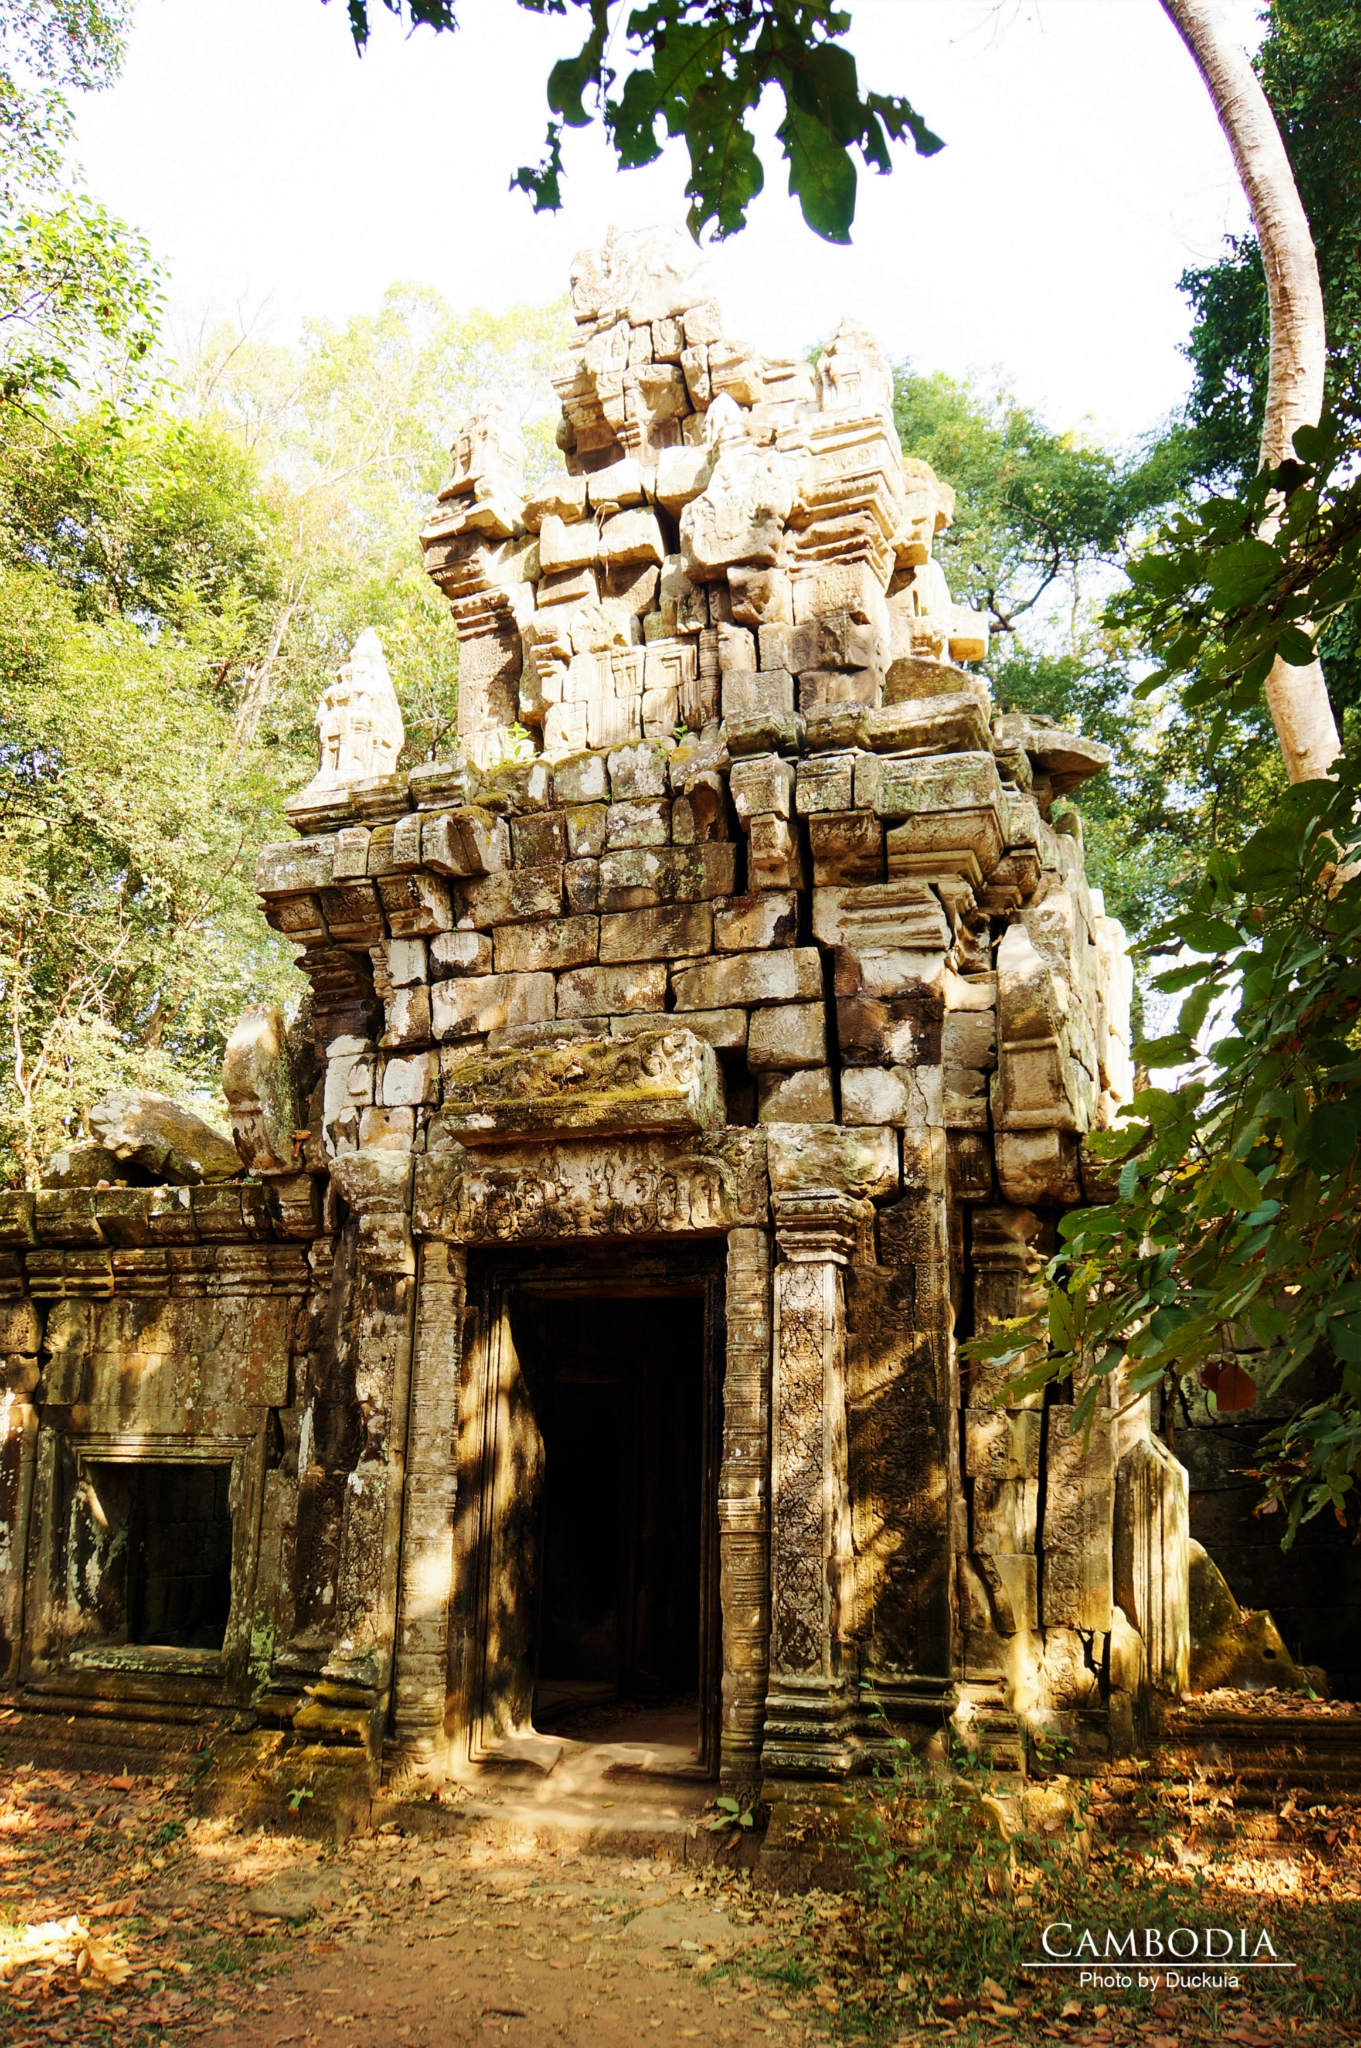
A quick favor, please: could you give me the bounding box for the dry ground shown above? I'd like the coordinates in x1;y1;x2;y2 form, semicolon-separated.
0;1762;1358;2048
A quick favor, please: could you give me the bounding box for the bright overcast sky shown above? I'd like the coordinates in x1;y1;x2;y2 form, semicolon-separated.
73;0;1263;447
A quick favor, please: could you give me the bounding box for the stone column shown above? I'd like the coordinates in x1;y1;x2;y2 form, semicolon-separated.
390;1240;467;1770
296;1157;417;1756
1114;1435;1190;1697
762;1190;868;1778
719;1226;771;1782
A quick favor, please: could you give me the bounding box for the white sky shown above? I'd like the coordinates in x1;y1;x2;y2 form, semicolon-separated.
73;0;1263;448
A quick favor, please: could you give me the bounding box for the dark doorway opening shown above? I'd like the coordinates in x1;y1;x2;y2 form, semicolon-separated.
455;1245;724;1776
514;1292;705;1744
85;1461;233;1651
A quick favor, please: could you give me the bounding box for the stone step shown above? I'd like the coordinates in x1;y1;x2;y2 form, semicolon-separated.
0;1686;225;1779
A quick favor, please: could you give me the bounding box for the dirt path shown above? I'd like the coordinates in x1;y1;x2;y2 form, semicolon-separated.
196;1851;818;2048
1;1762;1358;2048
0;1764;831;2048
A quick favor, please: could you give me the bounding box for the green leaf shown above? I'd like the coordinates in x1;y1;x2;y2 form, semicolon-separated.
1274;623;1317;667
1204;536;1280;604
776;82;857;242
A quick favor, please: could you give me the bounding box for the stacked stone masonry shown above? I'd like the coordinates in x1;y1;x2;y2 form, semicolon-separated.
0;229;1190;1807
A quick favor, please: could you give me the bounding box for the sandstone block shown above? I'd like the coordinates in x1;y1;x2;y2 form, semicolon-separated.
679;1008;748;1051
565;804;608;859
654;445;712;519
607;740;670;800
729;566;791;625
808;811;884;885
813;880;951;953
831;946;947;1001
836;995;940;1066
798;668;878;712
804;705;872;755
440;1027;721;1145
564;858;601;915
538;514;600;573
587;456;646;510
597;843;736;911
723;709;803;759
942;1010;996;1070
318;882;384;947
382;985;432;1048
256;836;335;898
83;1091;242;1185
746;1002;826;1071
671;947;822;1011
995;1129;1083;1206
386;938;428;986
730;753;794;824
391;811;424;871
383;1050;441;1107
672;774;730;845
867;696;991;756
795;752;856;816
787;613;881;673
493;916;599;974
599;904;714;962
793;559;885;628
605;798;671;848
379;872;454;936
713;890;797;953
748;814;806;891
766;1123;899;1200
430;930;493;978
966;1408;1042;1481
455;865;563;930
840;1063;943;1129
222;1005;302;1177
523;472;590;530
721;668;795;717
332;825;371;880
717;622;757;673
431;973;555;1041
599;507;665;567
557;962;669;1016
757;1068;835;1123
510;809;568;868
358;1106;416;1152
554;751;611;806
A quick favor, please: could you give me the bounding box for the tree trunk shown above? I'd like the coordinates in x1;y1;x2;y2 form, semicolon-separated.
1160;0;1340;783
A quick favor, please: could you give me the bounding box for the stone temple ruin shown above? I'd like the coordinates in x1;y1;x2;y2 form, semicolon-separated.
0;227;1206;1822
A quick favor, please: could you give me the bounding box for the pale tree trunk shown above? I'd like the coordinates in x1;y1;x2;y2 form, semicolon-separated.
1160;0;1341;783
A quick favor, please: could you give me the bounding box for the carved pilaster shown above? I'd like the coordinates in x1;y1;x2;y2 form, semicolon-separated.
719;1227;771;1781
299;1166;417;1745
391;1241;467;1765
762;1190;869;1778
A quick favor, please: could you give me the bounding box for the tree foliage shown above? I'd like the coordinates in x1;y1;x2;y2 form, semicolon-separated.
334;0;942;243
0;0;158;400
0;289;570;1183
969;434;1361;1533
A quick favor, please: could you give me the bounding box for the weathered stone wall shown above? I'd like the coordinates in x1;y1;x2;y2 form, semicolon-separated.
0;228;1193;1799
0;1185;315;1691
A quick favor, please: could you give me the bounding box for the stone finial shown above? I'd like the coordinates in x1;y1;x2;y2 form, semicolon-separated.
569;224;710;327
817;316;896;423
300;628;404;797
